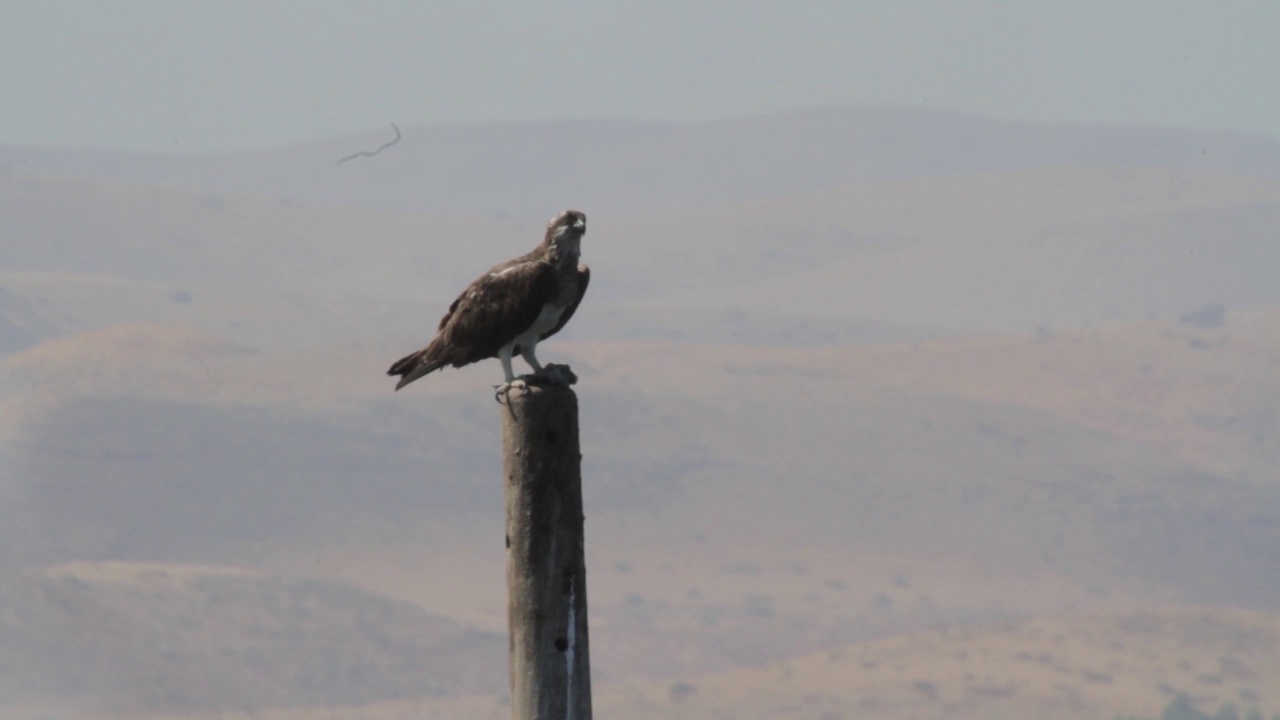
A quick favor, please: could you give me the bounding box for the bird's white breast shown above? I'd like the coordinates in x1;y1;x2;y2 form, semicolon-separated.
528;302;565;336
510;302;564;353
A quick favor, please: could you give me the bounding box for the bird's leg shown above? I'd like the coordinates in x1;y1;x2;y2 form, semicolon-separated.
500;348;517;383
494;345;529;404
521;343;578;387
514;341;560;388
520;343;545;374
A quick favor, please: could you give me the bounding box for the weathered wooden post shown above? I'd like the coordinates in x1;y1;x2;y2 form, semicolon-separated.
501;379;592;719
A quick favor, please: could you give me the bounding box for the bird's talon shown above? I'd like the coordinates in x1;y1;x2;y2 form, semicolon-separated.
493;379;530;404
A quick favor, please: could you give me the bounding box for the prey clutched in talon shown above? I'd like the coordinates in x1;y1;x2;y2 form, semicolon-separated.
516;364;579;389
539;363;579;386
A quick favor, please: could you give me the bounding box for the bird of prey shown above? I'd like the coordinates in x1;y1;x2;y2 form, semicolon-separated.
387;209;589;399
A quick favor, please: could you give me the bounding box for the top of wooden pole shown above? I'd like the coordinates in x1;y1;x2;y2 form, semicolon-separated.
498;365;579;438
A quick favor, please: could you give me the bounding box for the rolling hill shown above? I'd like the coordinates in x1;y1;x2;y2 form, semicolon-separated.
0;562;504;714
3;106;1280;719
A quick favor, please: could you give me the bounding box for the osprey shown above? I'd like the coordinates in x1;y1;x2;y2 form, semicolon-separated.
387;209;589;397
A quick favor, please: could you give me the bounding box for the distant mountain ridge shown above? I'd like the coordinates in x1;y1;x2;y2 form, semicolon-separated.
3;105;1279;216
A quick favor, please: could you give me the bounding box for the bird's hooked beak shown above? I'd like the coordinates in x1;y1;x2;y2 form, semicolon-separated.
572;216;586;232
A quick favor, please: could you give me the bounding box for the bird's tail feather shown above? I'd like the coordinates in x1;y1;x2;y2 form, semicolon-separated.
387;349;447;391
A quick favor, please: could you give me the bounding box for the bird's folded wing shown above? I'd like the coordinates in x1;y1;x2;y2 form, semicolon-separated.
433;259;560;365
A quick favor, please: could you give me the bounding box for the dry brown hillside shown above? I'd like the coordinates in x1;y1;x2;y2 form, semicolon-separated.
4;111;1280;718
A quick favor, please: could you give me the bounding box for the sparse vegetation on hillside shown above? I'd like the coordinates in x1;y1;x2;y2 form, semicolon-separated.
1180;304;1229;329
1114;693;1280;720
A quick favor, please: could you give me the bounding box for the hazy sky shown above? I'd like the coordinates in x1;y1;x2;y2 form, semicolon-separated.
3;0;1276;152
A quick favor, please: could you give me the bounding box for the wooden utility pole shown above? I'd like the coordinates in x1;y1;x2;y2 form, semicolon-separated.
501;380;592;719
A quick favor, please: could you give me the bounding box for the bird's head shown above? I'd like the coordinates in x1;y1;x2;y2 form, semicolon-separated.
545;209;587;254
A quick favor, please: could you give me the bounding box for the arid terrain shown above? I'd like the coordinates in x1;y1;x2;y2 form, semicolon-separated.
2;106;1280;720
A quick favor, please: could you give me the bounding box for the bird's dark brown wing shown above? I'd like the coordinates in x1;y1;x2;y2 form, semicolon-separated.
540;263;589;342
437;259;559;364
387;256;558;390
